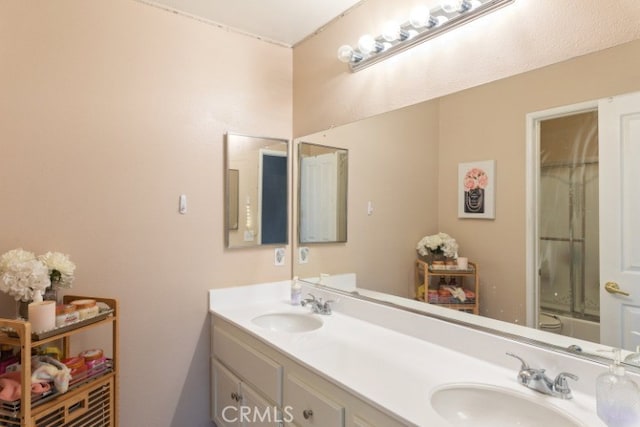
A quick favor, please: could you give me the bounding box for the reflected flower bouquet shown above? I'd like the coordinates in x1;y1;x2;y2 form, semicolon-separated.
0;249;76;301
0;249;50;301
416;232;459;258
39;251;75;289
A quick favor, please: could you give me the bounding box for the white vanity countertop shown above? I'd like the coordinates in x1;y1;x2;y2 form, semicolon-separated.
209;281;606;427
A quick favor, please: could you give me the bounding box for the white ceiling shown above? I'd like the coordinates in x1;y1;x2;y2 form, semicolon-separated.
139;0;363;46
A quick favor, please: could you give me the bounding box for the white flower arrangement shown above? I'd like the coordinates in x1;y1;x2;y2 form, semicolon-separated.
0;249;51;301
416;232;459;258
39;251;75;289
0;249;76;301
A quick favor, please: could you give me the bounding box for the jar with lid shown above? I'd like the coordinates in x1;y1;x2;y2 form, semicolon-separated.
55;304;80;327
70;299;99;320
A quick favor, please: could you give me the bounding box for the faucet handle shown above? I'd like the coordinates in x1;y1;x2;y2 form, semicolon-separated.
553;372;579;397
506;352;530;370
322;300;334;313
300;294;317;307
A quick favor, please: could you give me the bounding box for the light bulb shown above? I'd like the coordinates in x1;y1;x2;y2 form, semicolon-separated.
433;15;448;27
441;0;465;13
468;0;481;10
337;45;355;63
381;21;401;42
357;34;382;55
409;5;431;28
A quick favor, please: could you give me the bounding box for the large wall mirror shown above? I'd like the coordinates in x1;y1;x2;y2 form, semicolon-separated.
291;39;640;367
298;142;348;243
225;133;288;248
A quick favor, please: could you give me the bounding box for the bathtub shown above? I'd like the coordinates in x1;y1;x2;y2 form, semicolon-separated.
539;312;600;343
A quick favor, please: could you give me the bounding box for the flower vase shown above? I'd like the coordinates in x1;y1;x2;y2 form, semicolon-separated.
464;188;485;214
43;287;59;304
418;252;446;267
430;252;446;268
17;300;30;320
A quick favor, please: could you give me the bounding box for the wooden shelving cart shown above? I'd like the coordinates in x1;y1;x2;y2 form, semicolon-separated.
415;260;479;314
0;296;118;426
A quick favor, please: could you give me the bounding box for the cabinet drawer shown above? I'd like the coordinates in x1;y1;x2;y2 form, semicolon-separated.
213;326;283;405
285;374;344;427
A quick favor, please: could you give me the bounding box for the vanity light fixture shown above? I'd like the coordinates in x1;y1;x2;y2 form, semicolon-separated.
337;0;515;72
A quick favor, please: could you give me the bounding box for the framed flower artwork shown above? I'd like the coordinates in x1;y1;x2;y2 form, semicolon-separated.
458;160;496;219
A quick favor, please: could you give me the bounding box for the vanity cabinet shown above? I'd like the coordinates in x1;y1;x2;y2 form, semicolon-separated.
415;260;479;314
0;296;118;427
211;316;408;427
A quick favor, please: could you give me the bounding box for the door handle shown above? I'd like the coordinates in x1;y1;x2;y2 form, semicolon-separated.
605;281;630;296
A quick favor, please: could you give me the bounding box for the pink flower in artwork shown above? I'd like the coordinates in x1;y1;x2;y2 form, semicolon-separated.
477;174;488;188
464;168;488;190
464;177;476;190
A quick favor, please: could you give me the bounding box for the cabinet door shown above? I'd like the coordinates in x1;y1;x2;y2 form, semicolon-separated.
285;374;345;427
212;359;242;427
241;382;284;427
214;326;283;404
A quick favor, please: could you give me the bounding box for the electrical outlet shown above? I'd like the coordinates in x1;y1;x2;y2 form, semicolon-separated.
298;247;309;264
274;248;285;266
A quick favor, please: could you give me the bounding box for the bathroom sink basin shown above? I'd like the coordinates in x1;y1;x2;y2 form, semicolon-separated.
430;383;583;427
251;312;323;333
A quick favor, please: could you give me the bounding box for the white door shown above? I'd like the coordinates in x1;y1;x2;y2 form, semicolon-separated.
300;153;338;242
599;91;640;351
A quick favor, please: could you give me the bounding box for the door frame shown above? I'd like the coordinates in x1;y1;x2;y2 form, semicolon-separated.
525;99;598;329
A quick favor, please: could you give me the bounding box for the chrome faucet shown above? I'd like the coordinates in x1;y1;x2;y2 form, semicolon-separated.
301;294;333;315
506;353;578;399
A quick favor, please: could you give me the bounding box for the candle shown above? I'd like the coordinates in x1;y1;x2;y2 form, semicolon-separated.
28;301;56;333
457;257;469;270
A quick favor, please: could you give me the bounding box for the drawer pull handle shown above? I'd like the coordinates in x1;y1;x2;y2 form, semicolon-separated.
303;409;314;419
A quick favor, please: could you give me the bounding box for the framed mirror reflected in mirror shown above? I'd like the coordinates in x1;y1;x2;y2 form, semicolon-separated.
224;133;288;248
298;142;348;244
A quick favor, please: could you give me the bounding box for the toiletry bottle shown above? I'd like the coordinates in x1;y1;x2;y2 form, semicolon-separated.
291;277;302;305
596;348;640;426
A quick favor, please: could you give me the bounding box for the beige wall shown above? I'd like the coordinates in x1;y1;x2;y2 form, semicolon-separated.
293;0;640;137
293;39;640;324
437;40;640;322
2;0;640;426
292;0;640;325
0;1;291;426
293;101;440;296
